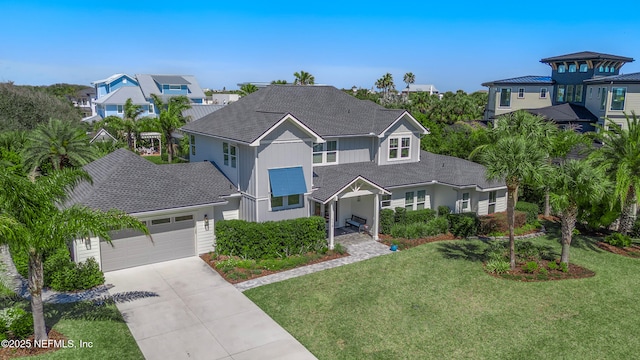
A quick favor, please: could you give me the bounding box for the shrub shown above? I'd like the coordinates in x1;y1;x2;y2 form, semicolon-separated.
333;243;347;255
539;267;548;275
394;207;407;224
215;217;326;259
0;307;33;340
478;211;527;235
604;233;632;248
485;259;510;274
406;208;437;224
390;217;449;239
438;205;451;217
523;261;539;273
448;213;478;238
547;261;558;270
44;248;105;291
559;262;569;273
515;201;539;225
379;209;395;234
75;258;105;289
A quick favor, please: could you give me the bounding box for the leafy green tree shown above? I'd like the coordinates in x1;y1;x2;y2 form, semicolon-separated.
592;113;640;234
22;119;97;174
550;159;609;265
150;94;191;163
123;98;144;150
271;80;288;84
403;72;415;89
473;111;553;269
239;84;259;96
293;70;315;85
0;168;149;341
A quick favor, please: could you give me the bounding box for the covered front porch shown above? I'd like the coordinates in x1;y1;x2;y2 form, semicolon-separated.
312;176;389;249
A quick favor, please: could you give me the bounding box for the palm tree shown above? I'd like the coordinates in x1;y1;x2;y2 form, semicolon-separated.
239;84;259;96
593;113;640;234
403;72;415;89
0;168;149;341
473;111;553;269
150;94;191;163
123;98;144;150
22;119;97;174
293;70;315;85
550;159;608;265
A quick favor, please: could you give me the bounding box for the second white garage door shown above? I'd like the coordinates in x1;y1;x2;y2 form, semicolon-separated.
100;215;195;272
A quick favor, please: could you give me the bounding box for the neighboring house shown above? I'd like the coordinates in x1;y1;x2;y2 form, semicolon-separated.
89;128;117;144
483;51;635;132
205;93;240;105
69;87;96;118
583;73;640;130
182;85;507;248
402;84;440;96
92;73;206;119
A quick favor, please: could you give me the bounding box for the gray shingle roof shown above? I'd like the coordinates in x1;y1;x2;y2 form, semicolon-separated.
525;103;597;122
136;74;206;101
482;75;553;87
182;104;226;122
181;85;409;143
311;151;504;202
66;149;237;214
94;86;148;105
584;72;640;84
540;51;634;63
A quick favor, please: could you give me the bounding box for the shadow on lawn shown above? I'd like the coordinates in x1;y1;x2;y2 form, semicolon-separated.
544;220;604;254
437;242;489;262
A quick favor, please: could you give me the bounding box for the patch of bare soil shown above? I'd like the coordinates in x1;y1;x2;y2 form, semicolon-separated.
596;242;640;258
0;330;67;360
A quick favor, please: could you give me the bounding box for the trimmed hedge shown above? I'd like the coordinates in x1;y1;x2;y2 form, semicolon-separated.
380;208;438;234
380;209;395;234
390;217;449;239
215;216;326;259
515;201;539;225
406;208;437;224
479;211;527;235
438;205;451;216
448;213;479;238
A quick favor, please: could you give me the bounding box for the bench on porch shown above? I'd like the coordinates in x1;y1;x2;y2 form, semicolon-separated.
345;215;367;233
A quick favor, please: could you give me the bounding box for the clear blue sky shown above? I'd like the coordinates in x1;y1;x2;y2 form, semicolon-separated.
1;0;639;93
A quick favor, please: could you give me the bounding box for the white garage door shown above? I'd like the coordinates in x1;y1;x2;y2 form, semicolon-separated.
100;215;195;272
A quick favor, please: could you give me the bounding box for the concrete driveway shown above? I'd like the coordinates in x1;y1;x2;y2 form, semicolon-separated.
104;257;316;360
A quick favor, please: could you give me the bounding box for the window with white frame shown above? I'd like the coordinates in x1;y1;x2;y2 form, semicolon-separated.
223;142;237;168
611;87;626;111
540;88;547;99
518;88;525;99
169;85;181;90
461;192;470;211
271;194;302;210
416;190;426;210
389;136;411;160
488;191;497;214
405;191;414;210
117;105;123;114
380;194;391;208
312;141;337;165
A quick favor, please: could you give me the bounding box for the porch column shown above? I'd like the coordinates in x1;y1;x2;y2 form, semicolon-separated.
328;198;335;250
373;192;380;240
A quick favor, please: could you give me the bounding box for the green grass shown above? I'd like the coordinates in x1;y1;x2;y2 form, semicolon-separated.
245;232;640;359
144;156;186;165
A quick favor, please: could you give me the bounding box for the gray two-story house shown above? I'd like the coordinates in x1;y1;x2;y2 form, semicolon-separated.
69;85;507;272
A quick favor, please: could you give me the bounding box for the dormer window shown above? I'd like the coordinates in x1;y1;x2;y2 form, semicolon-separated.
558;64;566;73
389;136;410;160
568;64;577;73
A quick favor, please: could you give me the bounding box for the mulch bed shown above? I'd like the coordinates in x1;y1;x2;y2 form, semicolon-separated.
0;330;67;360
596;242;640;258
378;233;457;250
200;251;350;284
486;259;595;282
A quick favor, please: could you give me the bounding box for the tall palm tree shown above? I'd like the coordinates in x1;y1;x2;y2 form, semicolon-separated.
403;72;415;89
150;94;191;163
22;119;97;174
593;113;640;234
0;168;148;341
123;98;144;150
550;159;608;265
472;111;553;269
293;70;315;85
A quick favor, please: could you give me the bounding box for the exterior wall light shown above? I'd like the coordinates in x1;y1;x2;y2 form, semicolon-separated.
204;214;210;231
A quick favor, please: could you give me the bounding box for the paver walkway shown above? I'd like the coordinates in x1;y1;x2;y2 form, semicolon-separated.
234;232;392;291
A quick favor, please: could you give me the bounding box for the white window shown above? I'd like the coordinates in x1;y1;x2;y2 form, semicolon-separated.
148;104;154;113
416;190;426;210
223;142;237;168
117;105;123;114
405;191;414;210
381;195;391;208
271;194;302;211
540;88;547;99
389;136;411;160
488;191;497;214
461;192;470;211
611;87;626;111
312;141;337;165
518;88;525;99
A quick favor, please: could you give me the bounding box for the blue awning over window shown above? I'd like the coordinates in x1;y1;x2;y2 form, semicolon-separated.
268;167;307;197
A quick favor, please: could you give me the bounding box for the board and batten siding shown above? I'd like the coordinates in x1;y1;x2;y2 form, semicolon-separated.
189;134;239;185
334;137;374;164
238;144;255;194
476;189;507;216
72;237;101;269
377;117;421;166
240;195;257;222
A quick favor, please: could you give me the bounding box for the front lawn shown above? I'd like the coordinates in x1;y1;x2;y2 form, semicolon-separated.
245;232;640;359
